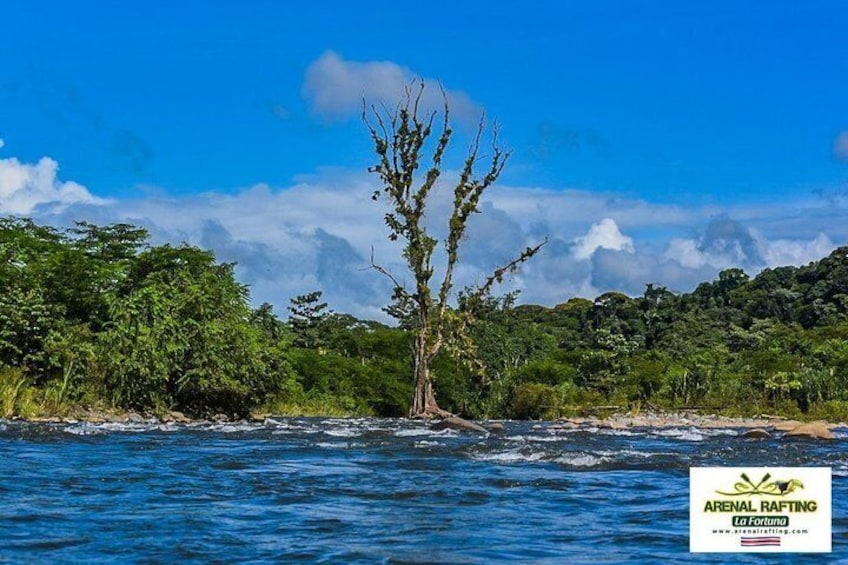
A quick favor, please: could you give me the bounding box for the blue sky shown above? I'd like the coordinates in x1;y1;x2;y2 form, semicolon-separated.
1;1;847;317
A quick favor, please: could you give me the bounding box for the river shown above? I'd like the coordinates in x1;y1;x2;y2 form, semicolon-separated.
2;417;846;563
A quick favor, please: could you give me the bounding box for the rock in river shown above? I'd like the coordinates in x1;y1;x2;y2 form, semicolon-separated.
738;428;772;439
786;421;834;440
430;416;489;434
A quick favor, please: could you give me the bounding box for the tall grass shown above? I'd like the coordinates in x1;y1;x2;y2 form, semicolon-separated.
262;392;374;418
0;368;39;418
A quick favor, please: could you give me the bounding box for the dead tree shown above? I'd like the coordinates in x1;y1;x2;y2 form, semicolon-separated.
364;84;545;418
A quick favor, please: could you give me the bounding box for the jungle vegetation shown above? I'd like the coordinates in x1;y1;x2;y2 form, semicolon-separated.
2;216;848;421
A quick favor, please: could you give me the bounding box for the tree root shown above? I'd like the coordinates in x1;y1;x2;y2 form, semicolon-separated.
409;405;454;419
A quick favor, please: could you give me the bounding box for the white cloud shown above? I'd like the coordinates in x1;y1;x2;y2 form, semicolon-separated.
834;131;848;162
664;238;706;269
661;216;836;276
302;51;480;122
572;218;634;260
0;148;106;215
7;146;843;319
756;232;835;267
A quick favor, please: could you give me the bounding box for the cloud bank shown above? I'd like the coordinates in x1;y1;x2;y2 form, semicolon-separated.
3;142;845;320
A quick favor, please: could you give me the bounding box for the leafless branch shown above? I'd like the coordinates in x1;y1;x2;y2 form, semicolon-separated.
366;246;411;300
466;238;549;304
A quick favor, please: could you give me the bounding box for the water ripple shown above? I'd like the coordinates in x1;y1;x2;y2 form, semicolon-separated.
1;418;846;563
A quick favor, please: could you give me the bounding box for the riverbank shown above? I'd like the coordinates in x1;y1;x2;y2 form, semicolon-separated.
9;406;846;438
553;411;846;430
549;411;844;439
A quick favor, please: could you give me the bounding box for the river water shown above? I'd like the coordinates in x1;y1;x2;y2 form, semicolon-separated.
2;417;846;563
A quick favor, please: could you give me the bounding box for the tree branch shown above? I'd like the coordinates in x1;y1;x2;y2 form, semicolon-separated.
365;246;410;300
465;238;549;305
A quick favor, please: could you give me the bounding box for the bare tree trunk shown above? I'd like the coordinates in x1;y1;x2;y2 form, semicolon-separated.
409;334;449;418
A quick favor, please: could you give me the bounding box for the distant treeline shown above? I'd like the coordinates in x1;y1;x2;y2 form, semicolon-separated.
2;216;848;420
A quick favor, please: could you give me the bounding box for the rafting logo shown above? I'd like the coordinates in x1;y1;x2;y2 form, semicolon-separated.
689;467;831;553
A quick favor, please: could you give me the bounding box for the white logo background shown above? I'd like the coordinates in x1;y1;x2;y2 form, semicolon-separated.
690;467;831;553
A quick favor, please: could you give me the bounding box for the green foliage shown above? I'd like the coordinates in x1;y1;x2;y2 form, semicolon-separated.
100;245;286;416
2;215;848;422
512;358;576;388
0;367;37;418
0;218;299;418
263;391;374;418
0;286;61;380
287;337;411;417
509;383;561;420
624;352;672;400
288;291;332;349
807;400;848;423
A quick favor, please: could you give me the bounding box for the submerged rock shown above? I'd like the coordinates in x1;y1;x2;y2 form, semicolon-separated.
430;416;489;434
786;421;834;440
484;422;506;433
738;428;772;439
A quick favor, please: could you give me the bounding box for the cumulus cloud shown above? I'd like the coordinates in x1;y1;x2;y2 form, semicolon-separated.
572;218;634;260
660;215;835;276
6;144;844;319
756;232;835;268
664;238;706;269
834;131;848;162
302;51;480;122
0;145;106;215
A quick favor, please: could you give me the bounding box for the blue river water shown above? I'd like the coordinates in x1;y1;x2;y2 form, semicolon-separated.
2;417;847;564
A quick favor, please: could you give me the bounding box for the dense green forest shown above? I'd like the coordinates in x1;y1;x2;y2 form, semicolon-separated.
1;216;848;421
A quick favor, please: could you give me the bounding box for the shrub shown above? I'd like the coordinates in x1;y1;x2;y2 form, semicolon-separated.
509;383;560;420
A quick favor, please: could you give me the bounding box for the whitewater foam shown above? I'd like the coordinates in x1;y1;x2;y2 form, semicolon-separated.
415;440;441;448
472;449;547;463
323;428;361;437
651;427;706;441
555;453;612;467
505;435;562;443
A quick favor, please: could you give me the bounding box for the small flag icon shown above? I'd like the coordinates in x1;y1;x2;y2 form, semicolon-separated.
741;536;781;547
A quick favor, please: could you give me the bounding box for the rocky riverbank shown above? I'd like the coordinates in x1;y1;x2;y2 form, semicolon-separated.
545;412;843;439
12;408;847;440
21;408;245;426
